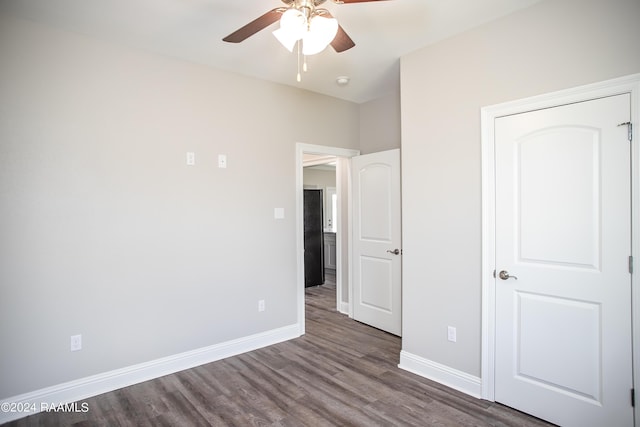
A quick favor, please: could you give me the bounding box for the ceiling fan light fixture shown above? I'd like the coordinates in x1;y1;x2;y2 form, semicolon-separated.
273;8;306;52
280;8;307;36
302;15;338;55
273;28;298;52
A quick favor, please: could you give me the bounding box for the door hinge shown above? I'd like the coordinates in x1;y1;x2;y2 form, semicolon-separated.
632;388;635;407
618;121;633;142
629;256;634;274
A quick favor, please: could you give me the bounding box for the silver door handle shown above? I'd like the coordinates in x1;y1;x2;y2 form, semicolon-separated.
498;270;517;280
387;249;400;255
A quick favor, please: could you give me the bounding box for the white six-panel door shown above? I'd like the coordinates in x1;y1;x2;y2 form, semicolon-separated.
351;149;402;336
494;94;633;426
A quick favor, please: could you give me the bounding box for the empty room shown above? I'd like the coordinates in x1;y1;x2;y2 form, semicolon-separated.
1;0;639;425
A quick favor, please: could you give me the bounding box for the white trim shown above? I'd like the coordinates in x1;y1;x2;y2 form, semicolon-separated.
480;73;640;420
339;156;354;316
334;160;344;313
339;301;350;314
480;89;498;401
630;75;640;427
296;143;360;333
346;157;355;318
0;324;299;424
398;351;482;398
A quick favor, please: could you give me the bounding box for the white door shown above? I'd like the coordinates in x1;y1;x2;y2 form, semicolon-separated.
351;149;402;336
494;94;633;426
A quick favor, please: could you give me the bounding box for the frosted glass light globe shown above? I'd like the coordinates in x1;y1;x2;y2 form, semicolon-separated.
302;15;338;55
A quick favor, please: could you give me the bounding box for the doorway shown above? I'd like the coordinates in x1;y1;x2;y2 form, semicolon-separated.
303;188;325;287
481;74;640;426
296;143;359;335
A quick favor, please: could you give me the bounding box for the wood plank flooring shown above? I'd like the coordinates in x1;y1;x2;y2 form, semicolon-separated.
6;283;554;426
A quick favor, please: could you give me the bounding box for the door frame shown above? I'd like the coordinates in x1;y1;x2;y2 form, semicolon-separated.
296;143;360;335
480;73;640;420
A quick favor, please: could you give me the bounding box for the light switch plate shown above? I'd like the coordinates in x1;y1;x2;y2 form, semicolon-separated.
447;326;457;342
218;154;227;168
274;208;285;219
186;152;195;166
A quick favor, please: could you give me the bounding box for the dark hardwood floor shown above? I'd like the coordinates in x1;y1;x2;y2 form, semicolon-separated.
6;280;553;426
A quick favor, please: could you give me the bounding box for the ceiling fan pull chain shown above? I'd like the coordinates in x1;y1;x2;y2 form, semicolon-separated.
297;40;302;82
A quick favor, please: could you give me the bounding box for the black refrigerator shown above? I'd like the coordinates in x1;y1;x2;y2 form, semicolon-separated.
303;189;324;287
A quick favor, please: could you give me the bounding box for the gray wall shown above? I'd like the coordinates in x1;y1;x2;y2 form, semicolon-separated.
359;91;401;155
303;168;337;191
0;15;359;398
400;0;640;377
303;167;336;230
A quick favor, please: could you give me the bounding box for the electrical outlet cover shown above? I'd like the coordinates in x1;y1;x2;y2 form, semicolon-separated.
70;334;82;351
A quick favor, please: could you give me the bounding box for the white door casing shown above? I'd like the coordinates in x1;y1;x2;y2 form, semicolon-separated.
351;149;402;336
296;143;360;335
493;94;632;426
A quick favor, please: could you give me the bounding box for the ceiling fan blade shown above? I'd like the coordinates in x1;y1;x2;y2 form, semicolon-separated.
222;8;284;43
331;25;355;52
319;10;355;52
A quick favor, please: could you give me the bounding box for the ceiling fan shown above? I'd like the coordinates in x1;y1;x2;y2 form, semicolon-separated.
222;0;388;55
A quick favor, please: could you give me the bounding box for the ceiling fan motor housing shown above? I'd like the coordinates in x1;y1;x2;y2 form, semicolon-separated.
281;0;328;6
280;0;328;20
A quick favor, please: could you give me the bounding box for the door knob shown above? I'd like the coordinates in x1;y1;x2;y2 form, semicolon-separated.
498;270;517;280
387;249;400;255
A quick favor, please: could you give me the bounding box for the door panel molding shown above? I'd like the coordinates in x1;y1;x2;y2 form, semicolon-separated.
480;74;640;424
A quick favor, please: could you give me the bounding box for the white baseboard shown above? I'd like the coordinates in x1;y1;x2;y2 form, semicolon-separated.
0;324;300;424
398;350;482;399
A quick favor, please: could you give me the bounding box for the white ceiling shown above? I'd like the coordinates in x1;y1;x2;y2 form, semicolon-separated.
0;0;542;103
